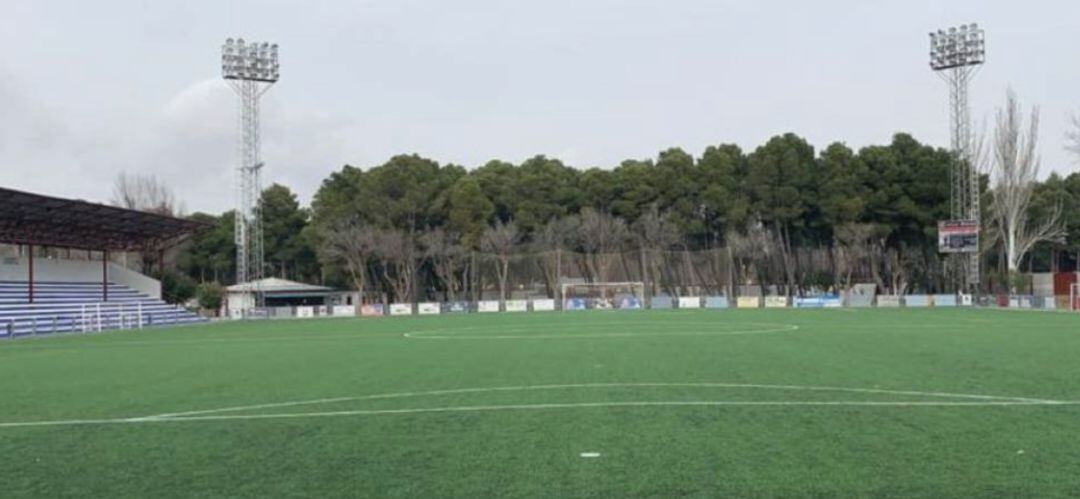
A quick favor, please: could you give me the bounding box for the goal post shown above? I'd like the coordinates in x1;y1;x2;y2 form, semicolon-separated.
79;302;144;333
1071;283;1080;311
560;281;644;310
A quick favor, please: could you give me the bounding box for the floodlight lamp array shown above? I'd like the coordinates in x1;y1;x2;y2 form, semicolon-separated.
222;38;280;82
929;23;985;71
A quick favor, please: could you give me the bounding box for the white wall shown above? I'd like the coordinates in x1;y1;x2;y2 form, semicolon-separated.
227;291;255;317
0;257;160;299
108;263;161;299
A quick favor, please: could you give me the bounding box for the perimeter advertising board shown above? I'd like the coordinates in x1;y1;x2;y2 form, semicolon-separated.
764;296;789;308
532;299;556;312
442;302;470;314
332;305;355;316
504;300;528;312
618;297;642;309
563;298;587;311
360;304;384;317
677;297;701;309
877;295;901;307
736;296;760;309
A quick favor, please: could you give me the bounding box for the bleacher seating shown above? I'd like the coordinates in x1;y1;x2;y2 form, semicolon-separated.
0;280;204;337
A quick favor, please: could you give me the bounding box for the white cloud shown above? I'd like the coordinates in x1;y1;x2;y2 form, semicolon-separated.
1;74;358;213
0;72;106;201
4;0;1080;214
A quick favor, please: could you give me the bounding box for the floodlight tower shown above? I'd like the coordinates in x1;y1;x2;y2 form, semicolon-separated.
221;38;279;305
929;23;985;289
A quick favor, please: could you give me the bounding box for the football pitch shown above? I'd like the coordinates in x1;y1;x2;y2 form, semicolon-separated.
3;308;1080;497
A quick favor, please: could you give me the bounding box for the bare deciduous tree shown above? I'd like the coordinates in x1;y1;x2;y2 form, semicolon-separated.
421;228;466;301
318;218;376;302
634;205;679;296
112;172;180;216
533;217;579;297
1067;112;1080;160
727;221;775;295
578;208;629;282
481;220;520;303
989;90;1065;278
111;172;184;274
833;223;877;291
373;228;416;303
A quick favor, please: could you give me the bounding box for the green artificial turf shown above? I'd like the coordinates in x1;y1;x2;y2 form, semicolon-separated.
2;308;1080;498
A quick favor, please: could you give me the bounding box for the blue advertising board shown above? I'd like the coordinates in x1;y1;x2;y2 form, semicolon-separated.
563;298;588;311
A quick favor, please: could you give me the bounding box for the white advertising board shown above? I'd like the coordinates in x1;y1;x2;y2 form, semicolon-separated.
532;299;556;311
764;296;789;308
332;305;355;316
677;296;701;309
736;296;760;309
877;295;901;308
504;300;528;312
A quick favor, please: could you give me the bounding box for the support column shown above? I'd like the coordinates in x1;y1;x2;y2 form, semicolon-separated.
27;243;34;304
102;250;109;302
556;248;563;305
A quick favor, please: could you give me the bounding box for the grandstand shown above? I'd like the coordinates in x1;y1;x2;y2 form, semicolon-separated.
0;187;207;337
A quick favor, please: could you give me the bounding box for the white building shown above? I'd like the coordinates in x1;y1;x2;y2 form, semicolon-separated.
225;278;357;318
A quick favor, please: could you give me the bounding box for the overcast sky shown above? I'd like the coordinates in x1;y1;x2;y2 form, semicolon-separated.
2;0;1078;213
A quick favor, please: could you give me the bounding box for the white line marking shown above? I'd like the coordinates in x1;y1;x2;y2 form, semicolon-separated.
140;381;1057;420
2;399;1077;428
0;333;408;350
4;382;1067;428
145;396;358;420
580;452;601;458
404;323;800;339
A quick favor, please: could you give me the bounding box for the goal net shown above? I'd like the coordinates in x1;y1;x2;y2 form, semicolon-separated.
560;281;644;310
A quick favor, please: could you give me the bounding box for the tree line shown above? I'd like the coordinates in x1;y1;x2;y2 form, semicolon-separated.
113;90;1075;304
167;107;1080;304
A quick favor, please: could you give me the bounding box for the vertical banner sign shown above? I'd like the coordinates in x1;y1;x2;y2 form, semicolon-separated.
938;220;978;253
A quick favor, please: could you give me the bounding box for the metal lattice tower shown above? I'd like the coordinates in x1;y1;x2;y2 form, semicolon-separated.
930;24;985;288
222;38;279;305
